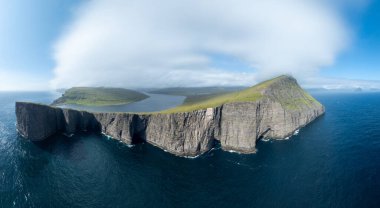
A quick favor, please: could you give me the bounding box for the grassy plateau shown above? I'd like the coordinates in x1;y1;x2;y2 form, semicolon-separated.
149;86;245;96
52;87;149;106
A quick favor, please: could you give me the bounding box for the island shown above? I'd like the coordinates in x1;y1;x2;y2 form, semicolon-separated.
15;75;325;157
52;87;149;106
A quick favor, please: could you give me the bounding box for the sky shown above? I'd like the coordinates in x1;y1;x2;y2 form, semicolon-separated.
0;0;379;91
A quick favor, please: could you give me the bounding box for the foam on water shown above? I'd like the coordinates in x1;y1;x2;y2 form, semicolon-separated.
101;132;135;147
293;129;300;136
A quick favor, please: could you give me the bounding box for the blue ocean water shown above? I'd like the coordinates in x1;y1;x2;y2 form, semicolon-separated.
0;91;380;208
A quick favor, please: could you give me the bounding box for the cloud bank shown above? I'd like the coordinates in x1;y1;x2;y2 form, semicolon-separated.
51;0;350;89
302;76;380;90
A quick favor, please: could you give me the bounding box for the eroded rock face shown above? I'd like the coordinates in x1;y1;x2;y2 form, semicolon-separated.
15;100;324;156
219;99;324;153
219;102;265;153
94;113;141;144
146;108;220;156
16;102;62;141
15;103;222;156
15;76;325;157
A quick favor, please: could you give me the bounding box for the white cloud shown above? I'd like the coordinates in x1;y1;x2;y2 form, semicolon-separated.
302;76;380;90
51;0;351;89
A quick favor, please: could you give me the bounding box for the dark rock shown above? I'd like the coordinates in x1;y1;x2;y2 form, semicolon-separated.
16;102;62;141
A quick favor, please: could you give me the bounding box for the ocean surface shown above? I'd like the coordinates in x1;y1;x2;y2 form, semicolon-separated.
0;91;380;208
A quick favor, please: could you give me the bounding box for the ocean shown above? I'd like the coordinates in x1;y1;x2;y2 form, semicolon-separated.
0;91;380;208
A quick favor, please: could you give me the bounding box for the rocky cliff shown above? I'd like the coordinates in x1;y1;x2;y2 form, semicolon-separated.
16;76;325;157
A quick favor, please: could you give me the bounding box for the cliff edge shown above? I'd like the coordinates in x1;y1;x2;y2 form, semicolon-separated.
16;75;325;157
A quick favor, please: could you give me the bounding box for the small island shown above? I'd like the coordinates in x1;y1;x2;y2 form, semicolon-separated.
16;75;324;157
52;87;149;106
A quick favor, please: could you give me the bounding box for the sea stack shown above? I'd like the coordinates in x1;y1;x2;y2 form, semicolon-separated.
15;75;325;157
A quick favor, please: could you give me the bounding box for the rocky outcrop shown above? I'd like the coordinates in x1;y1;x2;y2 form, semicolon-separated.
16;102;63;141
15;76;325;157
219;99;324;153
146;108;221;156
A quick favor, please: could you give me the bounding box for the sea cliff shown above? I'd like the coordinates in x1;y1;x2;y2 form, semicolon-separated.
16;76;325;157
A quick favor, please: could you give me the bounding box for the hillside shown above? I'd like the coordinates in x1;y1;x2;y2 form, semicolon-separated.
160;75;321;113
149;86;245;96
52;87;149;106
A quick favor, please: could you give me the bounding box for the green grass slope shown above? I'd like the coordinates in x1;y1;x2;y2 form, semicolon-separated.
160;75;321;113
52;87;149;106
149;86;245;96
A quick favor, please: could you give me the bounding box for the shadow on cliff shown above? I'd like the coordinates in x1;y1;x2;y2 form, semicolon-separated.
131;115;147;145
32;133;84;154
32;112;102;156
132;132;145;144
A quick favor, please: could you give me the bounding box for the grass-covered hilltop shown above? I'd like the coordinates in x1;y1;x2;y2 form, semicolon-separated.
52;87;149;106
160;75;322;113
149;86;245;96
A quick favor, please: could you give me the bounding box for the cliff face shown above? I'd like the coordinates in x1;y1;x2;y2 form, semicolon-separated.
15;103;221;156
145;108;220;156
219;99;324;153
16;103;62;141
16;76;325;157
